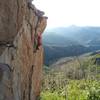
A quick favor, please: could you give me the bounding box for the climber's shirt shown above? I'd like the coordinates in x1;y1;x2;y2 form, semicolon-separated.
37;34;42;47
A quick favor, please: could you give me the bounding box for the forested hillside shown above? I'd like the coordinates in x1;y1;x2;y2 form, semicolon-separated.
43;26;100;65
41;53;100;100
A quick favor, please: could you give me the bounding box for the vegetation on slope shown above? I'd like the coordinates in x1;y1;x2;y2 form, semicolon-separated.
41;54;100;100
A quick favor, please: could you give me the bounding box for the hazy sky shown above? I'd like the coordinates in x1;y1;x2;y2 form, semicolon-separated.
33;0;100;29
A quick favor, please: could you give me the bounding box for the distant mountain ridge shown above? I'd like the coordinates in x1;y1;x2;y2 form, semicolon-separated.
43;26;100;65
43;26;100;45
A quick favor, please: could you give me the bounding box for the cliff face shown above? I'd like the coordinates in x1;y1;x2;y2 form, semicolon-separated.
0;0;47;100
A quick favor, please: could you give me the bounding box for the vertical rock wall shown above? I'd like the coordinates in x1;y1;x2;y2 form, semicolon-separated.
0;0;47;100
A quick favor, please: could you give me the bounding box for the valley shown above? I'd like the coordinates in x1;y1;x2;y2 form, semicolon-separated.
43;26;100;65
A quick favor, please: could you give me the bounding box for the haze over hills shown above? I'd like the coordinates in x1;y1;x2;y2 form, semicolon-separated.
43;26;100;65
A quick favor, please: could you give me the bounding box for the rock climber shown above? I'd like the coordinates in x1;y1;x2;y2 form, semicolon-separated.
33;32;42;52
37;32;42;48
